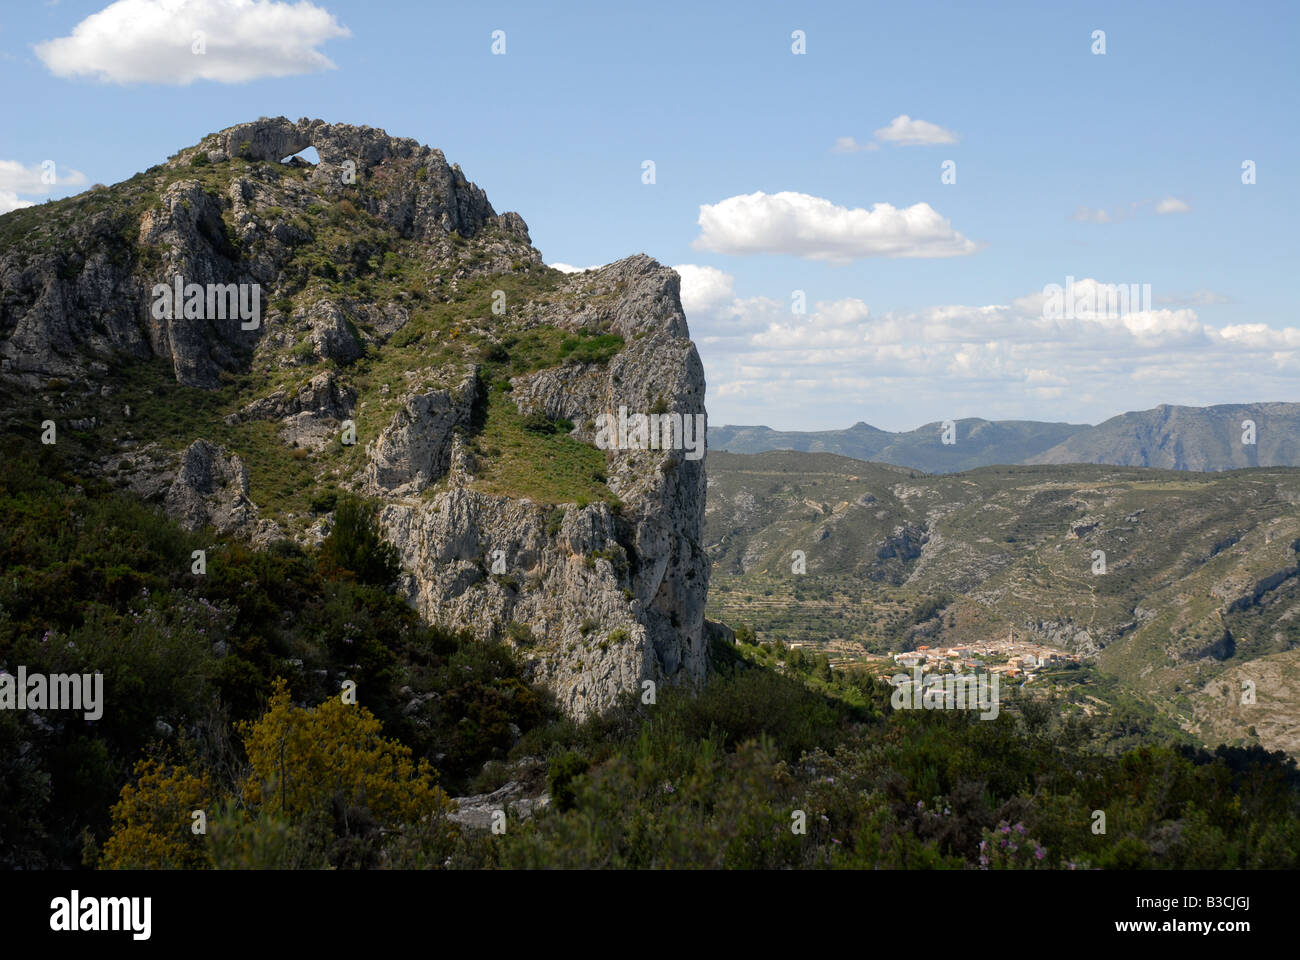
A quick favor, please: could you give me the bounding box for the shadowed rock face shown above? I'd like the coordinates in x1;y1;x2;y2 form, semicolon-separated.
0;118;714;720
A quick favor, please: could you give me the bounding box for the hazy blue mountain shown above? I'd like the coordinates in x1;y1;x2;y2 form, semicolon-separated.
1026;403;1300;470
708;418;1088;473
710;402;1300;473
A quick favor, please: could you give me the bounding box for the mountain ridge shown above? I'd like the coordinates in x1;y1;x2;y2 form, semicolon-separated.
0;116;714;720
710;401;1300;473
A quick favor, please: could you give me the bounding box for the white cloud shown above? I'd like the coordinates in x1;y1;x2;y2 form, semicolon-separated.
672;264;735;317
0;159;88;212
751;298;870;351
1073;197;1190;223
1073;205;1113;223
830;136;878;154
696;276;1300;431
1156;289;1230;307
872;114;959;146
0;159;88;194
0;192;36;214
547;262;604;274
34;0;350;85
693;191;979;262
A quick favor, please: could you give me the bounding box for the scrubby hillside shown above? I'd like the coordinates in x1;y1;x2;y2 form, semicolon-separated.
0;116;712;720
706;450;1300;755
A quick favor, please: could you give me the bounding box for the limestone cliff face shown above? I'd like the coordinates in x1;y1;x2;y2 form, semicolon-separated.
0;117;714;719
375;257;710;718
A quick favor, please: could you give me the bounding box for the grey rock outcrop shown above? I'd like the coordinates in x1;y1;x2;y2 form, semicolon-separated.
449;780;549;831
364;365;480;496
297;299;362;365
232;370;356;452
164;439;255;533
375;257;711;720
2;116;535;394
202;117;534;246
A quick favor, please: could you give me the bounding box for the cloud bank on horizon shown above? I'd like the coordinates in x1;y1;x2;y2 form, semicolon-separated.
673;266;1296;432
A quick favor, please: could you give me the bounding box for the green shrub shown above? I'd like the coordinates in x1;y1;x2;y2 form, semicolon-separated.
558;334;624;365
308;490;339;514
589;547;628;578
547;752;590;813
521;410;555;434
318;495;400;586
506;622;535;646
545;508;565;536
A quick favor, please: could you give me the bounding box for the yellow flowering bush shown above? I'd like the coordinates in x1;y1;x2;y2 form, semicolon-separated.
100;757;213;869
237;678;450;827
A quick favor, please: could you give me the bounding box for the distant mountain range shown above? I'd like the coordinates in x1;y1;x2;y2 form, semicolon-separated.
708;402;1300;473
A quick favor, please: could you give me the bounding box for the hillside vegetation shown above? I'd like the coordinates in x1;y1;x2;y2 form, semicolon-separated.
706;450;1300;756
4;437;1299;869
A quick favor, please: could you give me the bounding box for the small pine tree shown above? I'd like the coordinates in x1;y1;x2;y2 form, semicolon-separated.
319;495;401;585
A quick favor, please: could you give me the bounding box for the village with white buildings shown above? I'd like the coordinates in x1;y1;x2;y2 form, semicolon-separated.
887;627;1080;683
786;627;1082;685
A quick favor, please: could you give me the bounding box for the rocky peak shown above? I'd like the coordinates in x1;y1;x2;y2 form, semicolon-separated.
0;118;718;720
189;116;531;245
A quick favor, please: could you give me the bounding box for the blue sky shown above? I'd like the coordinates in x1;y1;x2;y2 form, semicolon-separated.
2;0;1297;430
